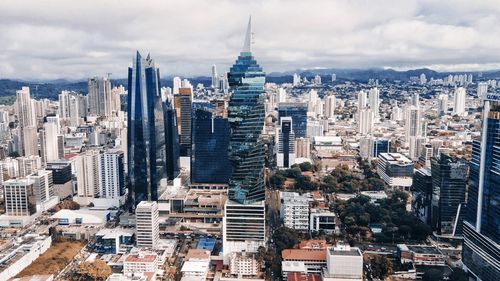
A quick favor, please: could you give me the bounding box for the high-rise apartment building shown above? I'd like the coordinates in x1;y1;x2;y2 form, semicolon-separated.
75;150;100;205
135;201;160;249
191;107;231;184
15;87;37;157
99;151;125;199
462;92;500;280
127;52;179;207
437;94;448;116
324;94;336;118
453;87;466;116
27;170;54;203
358;108;373;135
368;87;380;119
88;76;112;117
211;64;218;88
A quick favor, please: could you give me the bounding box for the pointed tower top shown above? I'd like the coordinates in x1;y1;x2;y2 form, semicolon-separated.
242;16;252;53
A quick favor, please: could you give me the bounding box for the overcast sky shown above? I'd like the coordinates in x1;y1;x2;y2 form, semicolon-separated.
1;0;500;80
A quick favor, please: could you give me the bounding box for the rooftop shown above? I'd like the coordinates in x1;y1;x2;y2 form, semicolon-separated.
125;253;157;263
407;245;443;255
282;249;327;261
328;245;362;256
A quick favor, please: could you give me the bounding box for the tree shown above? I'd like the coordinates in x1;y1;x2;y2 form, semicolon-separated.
74;259;112;281
299;162;313;171
270;173;286;189
369;255;394;279
448;268;468;281
422;268;443;281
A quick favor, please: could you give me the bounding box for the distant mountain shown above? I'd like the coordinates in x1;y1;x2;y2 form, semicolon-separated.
1;68;498;102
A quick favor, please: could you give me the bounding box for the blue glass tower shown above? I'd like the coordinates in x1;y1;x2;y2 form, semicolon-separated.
462;97;500;280
127;52;179;207
191;105;231;184
227;18;266;204
278;102;308;138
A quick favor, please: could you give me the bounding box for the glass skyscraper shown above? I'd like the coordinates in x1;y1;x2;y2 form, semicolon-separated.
127;51;179;207
191;106;231;184
278;102;308;138
462;96;500;280
226;18;266;204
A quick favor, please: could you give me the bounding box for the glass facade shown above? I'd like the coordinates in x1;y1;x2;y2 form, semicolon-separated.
278;102;308;138
430;153;468;236
191;106;231;184
127;52;179;207
227;48;266;204
412;167;433;225
372;139;389;158
463;103;500;280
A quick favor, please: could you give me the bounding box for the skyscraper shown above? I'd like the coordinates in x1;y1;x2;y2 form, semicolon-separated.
437;94;448;116
223;17;266;265
174;87;192;156
462;92;500;280
430;153;468;236
453;87;466;116
99;150;125;200
3;178;37;216
191;106;231;184
368;87;380;120
324;94;336;118
358;108;373;135
127;51;179;207
211;64;218;89
135;201;159;249
278;102;308;138
88;76;112;117
276;117;295;168
16;87;37;156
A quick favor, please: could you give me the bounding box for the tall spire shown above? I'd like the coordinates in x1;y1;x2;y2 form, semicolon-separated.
242;16;252;53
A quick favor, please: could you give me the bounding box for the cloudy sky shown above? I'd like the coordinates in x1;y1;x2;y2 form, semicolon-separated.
1;0;500;80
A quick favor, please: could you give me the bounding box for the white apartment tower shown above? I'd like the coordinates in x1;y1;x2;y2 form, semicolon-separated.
211;64;218;88
280;192;309;231
358;108;374;135
135;201;160;249
324;94;336;118
368;87;380;119
453;87;467;116
99;151;125;199
88;76;112;118
75;150;100;205
16;87;37;157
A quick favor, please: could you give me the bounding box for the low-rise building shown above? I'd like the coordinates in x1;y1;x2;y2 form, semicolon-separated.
309;208;337;234
377;153;413;190
123;252;158;280
323;244;363;281
95;228;135;254
397;244;446;266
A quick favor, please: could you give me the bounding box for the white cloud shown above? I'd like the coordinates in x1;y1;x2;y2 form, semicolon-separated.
0;0;499;79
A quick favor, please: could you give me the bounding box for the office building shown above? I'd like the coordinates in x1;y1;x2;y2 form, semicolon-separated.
462;92;500;280
223;200;266;264
172;76;181;94
174;87;192;156
360;136;389;161
27;170;54;203
276;117;295;168
310;209;337;234
412;167;433;225
453;87;466;116
46;161;73;199
377;153;414;190
135;201;160;249
323;245;363;281
190;107;231;184
4;178;37;216
278;103;308;138
430;153;468;236
127;52;179;207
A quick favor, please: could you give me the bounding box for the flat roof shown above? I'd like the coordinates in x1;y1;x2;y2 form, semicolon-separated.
407;245;442;255
329;247;361;256
181;260;209;272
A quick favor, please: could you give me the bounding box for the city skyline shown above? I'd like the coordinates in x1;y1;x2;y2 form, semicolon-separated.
1;0;500;80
